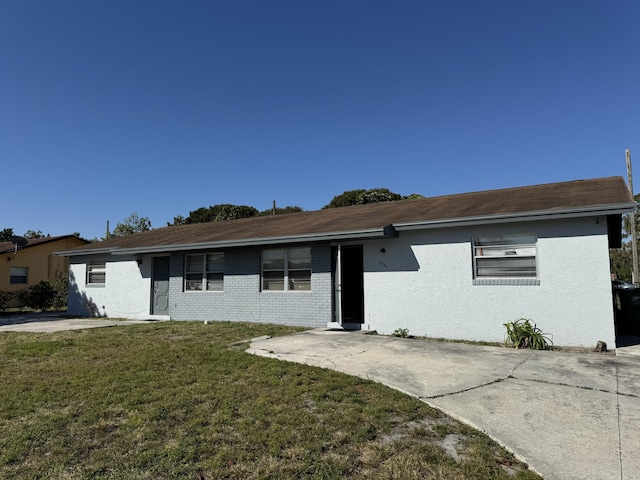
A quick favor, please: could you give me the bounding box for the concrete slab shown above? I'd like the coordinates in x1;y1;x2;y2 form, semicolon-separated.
0;313;155;332
430;379;620;480
512;348;619;392
618;394;640;480
248;329;640;480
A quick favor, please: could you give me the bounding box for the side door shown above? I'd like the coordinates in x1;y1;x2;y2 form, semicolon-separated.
339;245;364;324
152;256;170;315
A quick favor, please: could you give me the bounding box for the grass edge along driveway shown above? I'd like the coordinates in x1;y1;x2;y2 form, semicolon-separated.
0;321;541;479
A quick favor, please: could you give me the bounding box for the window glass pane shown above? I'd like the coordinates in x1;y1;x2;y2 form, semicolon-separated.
9;267;28;284
476;245;535;257
288;247;311;270
262;249;285;270
206;273;223;291
475;234;535;247
288;270;311;290
263;271;284;290
206;253;224;272
89;271;106;284
186;255;203;273
474;235;536;278
185;273;203;291
476;257;536;277
88;263;105;284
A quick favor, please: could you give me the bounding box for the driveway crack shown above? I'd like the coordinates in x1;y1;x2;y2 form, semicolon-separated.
421;376;510;399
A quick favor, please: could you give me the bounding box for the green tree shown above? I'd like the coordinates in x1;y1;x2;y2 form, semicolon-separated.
170;204;305;225
107;212;152;238
355;188;403;205
170;204;259;225
0;228;15;242
24;230;45;239
610;247;633;282
257;205;305;216
323;189;368;209
610;193;640;282
323;188;409;209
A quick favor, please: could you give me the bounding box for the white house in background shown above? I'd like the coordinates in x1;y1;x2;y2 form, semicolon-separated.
56;177;633;347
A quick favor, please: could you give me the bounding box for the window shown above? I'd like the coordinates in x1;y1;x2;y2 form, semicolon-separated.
473;234;537;278
9;267;28;284
87;262;106;284
262;247;311;291
184;253;224;291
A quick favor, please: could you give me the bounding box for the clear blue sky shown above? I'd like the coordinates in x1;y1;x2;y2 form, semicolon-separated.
2;1;638;240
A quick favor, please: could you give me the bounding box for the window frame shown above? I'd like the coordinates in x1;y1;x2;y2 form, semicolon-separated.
9;267;28;284
87;262;106;285
472;234;538;281
262;247;312;292
184;252;224;292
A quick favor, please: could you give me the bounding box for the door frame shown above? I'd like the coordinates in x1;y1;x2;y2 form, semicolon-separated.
333;244;364;329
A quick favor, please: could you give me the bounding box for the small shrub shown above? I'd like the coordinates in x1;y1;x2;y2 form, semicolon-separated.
392;328;410;338
51;273;69;310
18;281;56;311
504;318;552;350
0;290;13;311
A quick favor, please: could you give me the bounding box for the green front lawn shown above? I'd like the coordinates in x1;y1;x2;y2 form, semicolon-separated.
0;321;540;479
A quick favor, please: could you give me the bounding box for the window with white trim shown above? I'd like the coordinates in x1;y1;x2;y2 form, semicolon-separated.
185;253;224;291
262;247;311;291
473;234;537;278
87;262;106;284
10;267;28;284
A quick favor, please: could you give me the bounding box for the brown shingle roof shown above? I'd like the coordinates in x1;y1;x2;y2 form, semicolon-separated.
0;235;88;254
59;177;634;256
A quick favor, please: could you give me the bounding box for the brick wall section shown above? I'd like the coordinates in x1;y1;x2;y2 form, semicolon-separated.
167;244;332;328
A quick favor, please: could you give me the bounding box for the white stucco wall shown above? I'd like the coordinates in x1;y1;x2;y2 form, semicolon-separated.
66;215;617;347
68;255;153;319
363;217;616;347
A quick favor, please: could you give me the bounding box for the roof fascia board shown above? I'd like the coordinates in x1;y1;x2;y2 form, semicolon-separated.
107;228;396;256
393;204;634;231
55;247;119;257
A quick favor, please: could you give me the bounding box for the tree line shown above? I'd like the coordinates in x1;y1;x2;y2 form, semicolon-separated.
103;188;424;238
610;193;640;283
1;188;422;242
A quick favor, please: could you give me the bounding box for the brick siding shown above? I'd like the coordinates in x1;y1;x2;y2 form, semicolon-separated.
167;244;332;327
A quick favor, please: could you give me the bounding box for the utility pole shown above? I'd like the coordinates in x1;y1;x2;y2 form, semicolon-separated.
626;149;639;286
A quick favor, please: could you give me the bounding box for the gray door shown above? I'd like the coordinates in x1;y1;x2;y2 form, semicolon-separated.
152;257;170;315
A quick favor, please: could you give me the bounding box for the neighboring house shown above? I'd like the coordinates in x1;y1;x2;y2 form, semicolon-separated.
1;235;90;307
57;177;633;347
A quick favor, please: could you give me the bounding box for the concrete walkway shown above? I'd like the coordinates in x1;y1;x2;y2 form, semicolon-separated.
247;329;640;480
0;312;152;332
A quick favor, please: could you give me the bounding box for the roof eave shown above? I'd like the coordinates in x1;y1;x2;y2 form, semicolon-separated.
112;228;397;255
393;203;635;231
59;227;397;257
55;247;120;257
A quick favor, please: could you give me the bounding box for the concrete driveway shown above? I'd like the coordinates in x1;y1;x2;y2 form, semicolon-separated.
0;312;152;332
247;329;640;480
